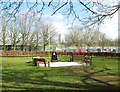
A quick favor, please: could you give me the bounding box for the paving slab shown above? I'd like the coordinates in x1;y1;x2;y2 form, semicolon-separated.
49;62;84;67
38;62;90;67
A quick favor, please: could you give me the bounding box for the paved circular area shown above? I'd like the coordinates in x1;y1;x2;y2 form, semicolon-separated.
49;62;84;67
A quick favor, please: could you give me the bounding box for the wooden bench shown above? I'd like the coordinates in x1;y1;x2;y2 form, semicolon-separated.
32;57;50;67
32;56;40;64
70;54;92;65
35;60;50;67
83;56;92;65
70;54;85;62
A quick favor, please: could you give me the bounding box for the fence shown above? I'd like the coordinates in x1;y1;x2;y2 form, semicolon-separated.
0;45;56;51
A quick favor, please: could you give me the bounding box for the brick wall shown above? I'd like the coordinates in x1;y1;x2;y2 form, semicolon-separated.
1;51;71;56
0;51;120;57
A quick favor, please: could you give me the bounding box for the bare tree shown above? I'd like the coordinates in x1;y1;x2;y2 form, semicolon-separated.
65;26;107;49
40;22;56;51
9;20;21;51
0;0;119;26
107;38;118;48
82;27;100;48
65;27;83;48
1;0;118;51
33;21;42;50
1;13;8;51
113;38;118;48
98;33;108;50
19;13;34;51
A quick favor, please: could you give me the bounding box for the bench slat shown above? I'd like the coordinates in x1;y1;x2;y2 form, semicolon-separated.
71;55;85;62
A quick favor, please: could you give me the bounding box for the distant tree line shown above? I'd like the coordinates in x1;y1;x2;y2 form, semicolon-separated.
1;11;57;51
1;12;118;51
64;26;118;49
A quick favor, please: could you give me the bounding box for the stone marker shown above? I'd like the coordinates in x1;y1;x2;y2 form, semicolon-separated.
51;52;58;62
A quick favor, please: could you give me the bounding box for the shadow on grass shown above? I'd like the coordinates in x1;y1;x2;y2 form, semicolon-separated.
2;69;118;91
2;61;119;91
63;66;119;90
26;61;33;63
26;61;35;66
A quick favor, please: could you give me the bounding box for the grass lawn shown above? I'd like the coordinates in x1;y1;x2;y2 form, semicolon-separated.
2;56;119;91
57;55;119;76
82;56;119;76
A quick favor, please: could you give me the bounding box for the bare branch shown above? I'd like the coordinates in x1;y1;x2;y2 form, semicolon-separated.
27;1;38;11
0;0;119;26
6;1;23;22
51;0;68;16
48;0;54;6
37;0;45;13
78;0;97;14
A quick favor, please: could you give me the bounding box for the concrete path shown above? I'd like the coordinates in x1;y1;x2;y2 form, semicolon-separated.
38;62;87;67
49;62;84;67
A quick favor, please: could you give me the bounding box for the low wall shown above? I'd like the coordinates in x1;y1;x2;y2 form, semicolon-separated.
0;51;120;57
1;51;71;56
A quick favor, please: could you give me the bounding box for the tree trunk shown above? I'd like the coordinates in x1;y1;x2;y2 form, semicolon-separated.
23;45;25;51
4;42;5;51
13;45;16;51
43;45;46;51
22;36;25;51
3;32;6;51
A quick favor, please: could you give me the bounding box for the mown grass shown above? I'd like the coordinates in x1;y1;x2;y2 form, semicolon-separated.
82;56;119;75
2;56;119;91
40;55;119;75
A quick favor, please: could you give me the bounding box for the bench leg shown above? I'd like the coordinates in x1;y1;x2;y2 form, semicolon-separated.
44;62;46;67
70;58;73;62
33;60;36;64
90;61;92;65
48;62;50;67
37;63;39;66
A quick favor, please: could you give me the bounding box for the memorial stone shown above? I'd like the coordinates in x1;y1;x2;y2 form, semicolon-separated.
51;52;58;62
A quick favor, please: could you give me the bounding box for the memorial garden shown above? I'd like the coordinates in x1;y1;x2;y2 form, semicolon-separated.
2;53;119;91
0;0;120;91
